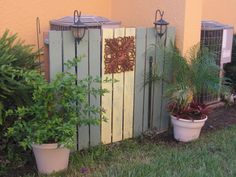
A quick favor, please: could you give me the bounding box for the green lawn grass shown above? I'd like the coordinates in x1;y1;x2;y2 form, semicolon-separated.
25;125;236;177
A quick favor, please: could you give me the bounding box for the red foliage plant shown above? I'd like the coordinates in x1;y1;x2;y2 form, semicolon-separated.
167;101;212;120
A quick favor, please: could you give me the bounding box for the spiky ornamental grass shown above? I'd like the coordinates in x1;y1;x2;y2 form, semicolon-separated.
146;44;231;119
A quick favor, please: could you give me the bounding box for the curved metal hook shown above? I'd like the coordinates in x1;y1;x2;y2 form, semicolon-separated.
74;10;81;25
155;9;165;21
36;17;41;63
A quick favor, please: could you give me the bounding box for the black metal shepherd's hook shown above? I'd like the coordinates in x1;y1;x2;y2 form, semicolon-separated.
36;17;41;63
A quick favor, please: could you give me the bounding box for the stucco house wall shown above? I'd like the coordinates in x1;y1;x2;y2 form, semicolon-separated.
0;0;111;45
0;0;235;53
111;0;202;54
202;0;236;32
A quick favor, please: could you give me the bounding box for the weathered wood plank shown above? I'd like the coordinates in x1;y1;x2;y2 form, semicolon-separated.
123;28;135;139
101;29;113;144
112;28;124;142
61;31;77;150
62;31;75;72
160;27;176;130
77;31;90;150
152;33;163;131
88;29;101;146
49;31;62;80
144;28;156;131
133;28;146;137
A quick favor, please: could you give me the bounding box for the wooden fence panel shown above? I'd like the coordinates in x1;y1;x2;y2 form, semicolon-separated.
89;29;102;147
112;28;125;142
77;31;90;150
48;27;176;150
62;31;75;71
152;34;163;131
133;28;146;137
101;29;113;144
123;28;135;139
160;27;176;130
49;31;62;79
144;28;156;130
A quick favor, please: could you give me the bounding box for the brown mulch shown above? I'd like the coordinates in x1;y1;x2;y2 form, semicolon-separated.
202;104;236;132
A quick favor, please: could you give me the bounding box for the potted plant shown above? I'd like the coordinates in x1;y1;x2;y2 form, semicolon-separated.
6;57;109;174
148;44;230;142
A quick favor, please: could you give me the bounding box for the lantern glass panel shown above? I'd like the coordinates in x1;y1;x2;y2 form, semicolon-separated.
71;27;85;40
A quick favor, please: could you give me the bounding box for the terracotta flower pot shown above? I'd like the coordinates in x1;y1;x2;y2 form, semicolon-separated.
32;144;70;174
171;115;207;142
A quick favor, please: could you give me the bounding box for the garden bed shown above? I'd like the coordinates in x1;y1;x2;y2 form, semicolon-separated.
2;104;236;177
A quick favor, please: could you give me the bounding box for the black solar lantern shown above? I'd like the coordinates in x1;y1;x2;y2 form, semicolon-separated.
71;10;87;44
154;10;169;38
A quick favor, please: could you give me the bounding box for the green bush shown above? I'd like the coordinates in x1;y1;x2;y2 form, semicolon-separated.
0;30;39;169
146;44;230;119
7;57;109;150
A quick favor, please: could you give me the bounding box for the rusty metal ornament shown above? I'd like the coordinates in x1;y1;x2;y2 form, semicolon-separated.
104;36;136;74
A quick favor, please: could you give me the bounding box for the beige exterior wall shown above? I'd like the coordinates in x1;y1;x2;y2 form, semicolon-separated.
182;0;202;54
111;0;202;54
3;0;230;54
0;0;111;45
202;0;236;32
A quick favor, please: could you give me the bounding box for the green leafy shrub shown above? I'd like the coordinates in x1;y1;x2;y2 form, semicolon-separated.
0;30;39;110
0;31;41;174
146;44;230;119
7;57;109;149
0;30;39;169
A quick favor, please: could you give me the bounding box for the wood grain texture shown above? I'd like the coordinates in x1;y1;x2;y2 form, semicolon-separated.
101;29;113;144
143;28;155;131
112;28;124;142
77;30;90;150
152;31;163;131
49;31;62;80
63;31;75;72
133;28;146;137
88;29;102;146
123;28;135;139
160;27;176;130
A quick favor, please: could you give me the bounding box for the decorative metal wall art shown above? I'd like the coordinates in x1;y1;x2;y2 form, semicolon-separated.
104;36;136;74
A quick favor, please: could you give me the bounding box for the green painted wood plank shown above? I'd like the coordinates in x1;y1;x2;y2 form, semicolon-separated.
61;31;77;150
153;34;163;131
145;28;156;130
49;31;62;80
133;28;146;137
161;27;176;130
88;29;101;147
63;31;75;72
77;30;90;150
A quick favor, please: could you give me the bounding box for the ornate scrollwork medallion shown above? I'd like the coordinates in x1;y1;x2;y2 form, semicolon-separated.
104;36;136;74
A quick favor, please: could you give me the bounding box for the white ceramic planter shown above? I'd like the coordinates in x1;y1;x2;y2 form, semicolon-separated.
171;115;207;142
32;144;70;175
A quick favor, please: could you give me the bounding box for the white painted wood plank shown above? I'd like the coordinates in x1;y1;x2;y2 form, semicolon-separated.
123;28;135;139
101;29;113;144
112;28;124;142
